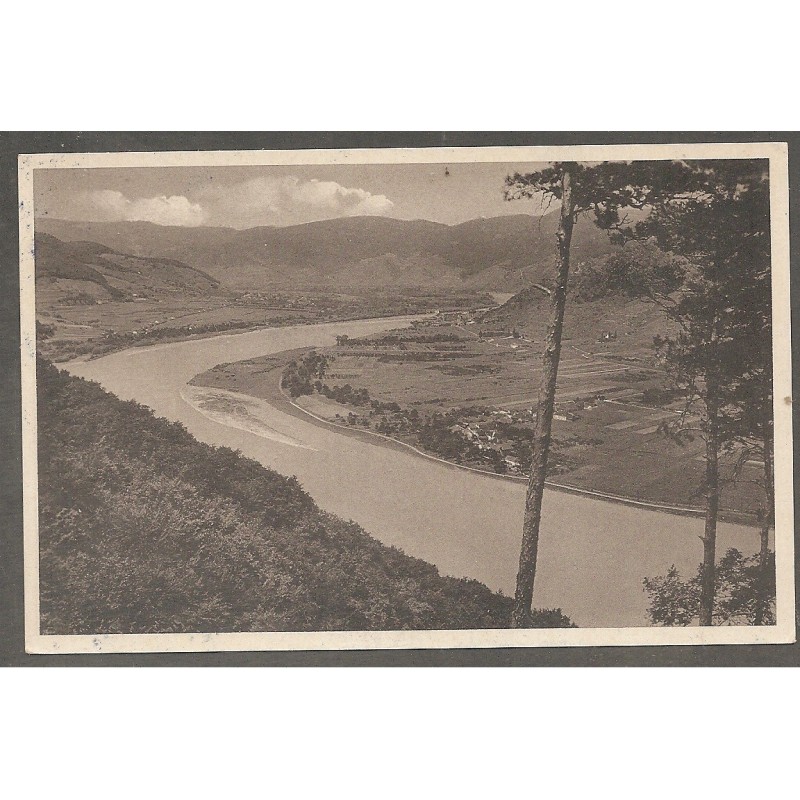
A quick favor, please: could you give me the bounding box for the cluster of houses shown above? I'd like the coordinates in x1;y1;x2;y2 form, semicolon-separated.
443;396;604;473
424;305;499;325
449;422;523;472
448;398;600;451
446;409;534;472
478;326;534;345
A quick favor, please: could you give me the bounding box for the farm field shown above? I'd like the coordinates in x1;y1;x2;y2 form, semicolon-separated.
36;296;313;362
323;328;764;516
38;297;304;339
324;324;660;411
325;346;655;409
195;323;765;520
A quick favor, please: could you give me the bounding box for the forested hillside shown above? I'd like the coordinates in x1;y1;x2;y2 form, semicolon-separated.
37;360;574;634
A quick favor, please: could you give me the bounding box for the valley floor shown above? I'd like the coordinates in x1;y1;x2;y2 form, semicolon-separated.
192;324;765;524
37;288;491;362
64;316;767;628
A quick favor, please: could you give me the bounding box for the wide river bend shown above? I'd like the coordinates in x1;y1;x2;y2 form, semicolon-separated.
66;317;760;627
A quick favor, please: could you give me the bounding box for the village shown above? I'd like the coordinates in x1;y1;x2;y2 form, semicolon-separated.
282;325;631;479
271;318;767;517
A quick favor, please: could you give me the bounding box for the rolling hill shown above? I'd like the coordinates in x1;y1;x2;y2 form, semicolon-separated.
37;211;619;292
34;232;225;305
479;265;674;348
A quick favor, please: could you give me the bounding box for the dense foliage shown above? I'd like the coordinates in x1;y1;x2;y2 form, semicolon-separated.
281;351;330;398
631;160;773;625
643;548;776;626
37;359;575;633
569;242;684;302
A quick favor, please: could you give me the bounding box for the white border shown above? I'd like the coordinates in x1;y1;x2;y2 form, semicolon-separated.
19;142;796;653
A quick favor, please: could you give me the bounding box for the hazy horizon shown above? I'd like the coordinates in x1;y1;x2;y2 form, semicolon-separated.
33;162;552;230
36;207;560;233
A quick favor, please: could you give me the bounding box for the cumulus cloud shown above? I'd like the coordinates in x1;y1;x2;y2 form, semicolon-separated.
43;176;395;229
198;175;395;228
75;189;208;227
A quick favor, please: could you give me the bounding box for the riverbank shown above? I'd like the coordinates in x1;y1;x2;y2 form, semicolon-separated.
66;316;765;628
51;309;441;364
191;350;757;527
39;359;579;634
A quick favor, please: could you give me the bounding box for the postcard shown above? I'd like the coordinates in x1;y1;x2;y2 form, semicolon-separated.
18;141;795;653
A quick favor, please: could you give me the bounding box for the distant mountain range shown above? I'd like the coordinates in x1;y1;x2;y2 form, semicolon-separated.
37;212;619;292
35;233;224;304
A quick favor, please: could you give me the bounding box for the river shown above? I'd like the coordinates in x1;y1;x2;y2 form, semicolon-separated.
65;317;761;627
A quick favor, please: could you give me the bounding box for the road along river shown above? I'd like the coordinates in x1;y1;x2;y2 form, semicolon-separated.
65;317;762;627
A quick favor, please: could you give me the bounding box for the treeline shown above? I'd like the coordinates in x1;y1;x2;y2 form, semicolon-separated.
319;383;371;407
283;353;581;476
283;354;400;413
37;359;575;633
282;351;330;398
336;332;464;346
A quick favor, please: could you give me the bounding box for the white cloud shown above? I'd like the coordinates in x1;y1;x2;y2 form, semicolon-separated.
42;176;394;228
199;176;395;228
79;189;208;227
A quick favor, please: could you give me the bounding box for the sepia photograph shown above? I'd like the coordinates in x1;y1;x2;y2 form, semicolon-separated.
6;7;800;797
18;142;795;653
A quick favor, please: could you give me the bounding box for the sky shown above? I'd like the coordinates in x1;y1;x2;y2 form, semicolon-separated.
33;162;552;229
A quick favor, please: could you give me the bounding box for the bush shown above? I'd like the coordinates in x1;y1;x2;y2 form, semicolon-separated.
643;548;776;626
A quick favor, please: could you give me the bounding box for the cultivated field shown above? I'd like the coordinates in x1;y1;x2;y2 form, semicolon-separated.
275;322;763;517
325;326;657;410
194;320;766;519
38;297;301;340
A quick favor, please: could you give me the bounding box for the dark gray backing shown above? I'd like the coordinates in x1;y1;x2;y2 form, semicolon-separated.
1;131;797;666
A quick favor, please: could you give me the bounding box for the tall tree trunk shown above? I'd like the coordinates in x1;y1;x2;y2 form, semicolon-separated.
511;166;575;628
755;421;774;625
699;389;720;626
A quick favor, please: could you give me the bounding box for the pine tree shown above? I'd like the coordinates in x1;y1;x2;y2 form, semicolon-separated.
504;161;684;626
631;159;772;625
504;159;772;627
